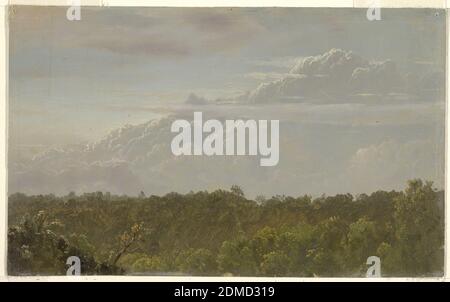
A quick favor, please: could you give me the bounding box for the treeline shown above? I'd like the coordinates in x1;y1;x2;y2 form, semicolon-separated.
8;180;444;277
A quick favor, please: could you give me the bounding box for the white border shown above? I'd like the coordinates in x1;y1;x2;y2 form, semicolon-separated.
0;0;448;282
446;1;450;283
1;0;449;8
0;3;7;282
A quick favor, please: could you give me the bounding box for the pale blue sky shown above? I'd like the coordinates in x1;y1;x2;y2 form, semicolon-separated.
8;7;446;196
10;7;445;145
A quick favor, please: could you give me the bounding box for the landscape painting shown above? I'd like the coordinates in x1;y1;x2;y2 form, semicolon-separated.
7;6;446;277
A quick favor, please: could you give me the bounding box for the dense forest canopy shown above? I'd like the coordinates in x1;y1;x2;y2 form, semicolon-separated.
8;179;444;277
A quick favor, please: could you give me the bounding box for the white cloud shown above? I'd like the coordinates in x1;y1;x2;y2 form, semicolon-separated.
229;48;440;105
9;110;444;197
345;139;444;192
289;48;365;77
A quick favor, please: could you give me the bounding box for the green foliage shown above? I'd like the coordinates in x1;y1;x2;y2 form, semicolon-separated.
390;180;444;275
260;251;291;276
8;180;444;277
131;255;164;273
176;248;217;276
343;218;378;273
7;211;108;275
230;185;245;198
217;236;259;276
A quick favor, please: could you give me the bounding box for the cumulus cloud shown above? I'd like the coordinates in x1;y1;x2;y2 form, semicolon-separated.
9;118;174;195
9;110;444;197
9;116;261;196
230;48;440;105
350;60;403;94
345;139;444;193
290;48;365;77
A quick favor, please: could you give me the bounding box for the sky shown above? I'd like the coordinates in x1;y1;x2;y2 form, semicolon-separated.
8;7;446;197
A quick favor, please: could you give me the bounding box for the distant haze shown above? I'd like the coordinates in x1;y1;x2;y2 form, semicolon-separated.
9;7;445;197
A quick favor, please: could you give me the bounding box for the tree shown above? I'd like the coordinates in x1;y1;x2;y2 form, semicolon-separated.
176;248;217;275
132;255;164;273
112;222;145;265
7;211;99;275
260;251;290;276
230;185;244;198
7;179;444;277
392;179;443;275
308;216;347;276
343;217;378;273
217;237;258;276
255;195;267;204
